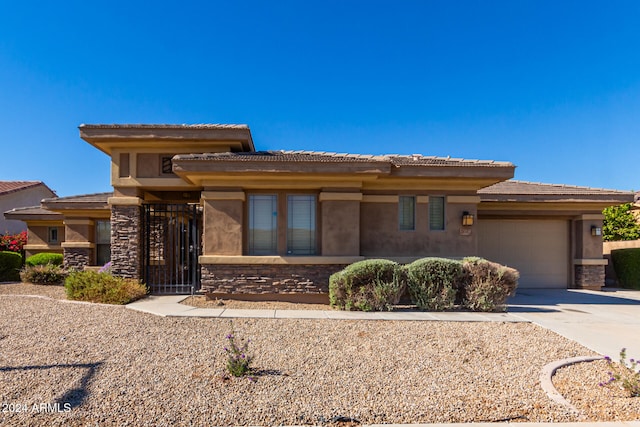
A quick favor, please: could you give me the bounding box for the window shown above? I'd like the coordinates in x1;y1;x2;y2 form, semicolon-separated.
96;220;111;266
287;195;316;255
429;196;445;231
48;227;58;244
399;196;416;231
248;195;278;255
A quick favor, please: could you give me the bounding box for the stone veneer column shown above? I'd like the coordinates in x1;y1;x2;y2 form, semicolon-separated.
573;214;607;290
109;197;143;280
62;245;93;270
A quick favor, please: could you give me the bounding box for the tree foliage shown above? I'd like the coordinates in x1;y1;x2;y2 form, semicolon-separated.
603;203;640;242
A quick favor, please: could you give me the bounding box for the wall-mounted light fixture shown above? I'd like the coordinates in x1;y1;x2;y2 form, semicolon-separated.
462;211;474;226
591;225;602;236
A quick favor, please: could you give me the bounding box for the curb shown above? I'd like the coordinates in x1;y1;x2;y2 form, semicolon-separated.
540;355;603;414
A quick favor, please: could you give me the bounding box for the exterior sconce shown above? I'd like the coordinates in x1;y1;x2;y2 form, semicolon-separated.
462;211;474;226
591;226;602;236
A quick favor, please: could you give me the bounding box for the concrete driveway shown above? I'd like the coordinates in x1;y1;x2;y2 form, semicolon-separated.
508;288;640;361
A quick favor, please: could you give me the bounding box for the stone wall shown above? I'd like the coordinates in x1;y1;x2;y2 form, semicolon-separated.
63;247;92;270
574;264;605;290
200;264;348;294
110;205;142;279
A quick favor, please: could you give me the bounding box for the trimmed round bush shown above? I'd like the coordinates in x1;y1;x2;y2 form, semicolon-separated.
329;259;405;311
25;252;63;267
461;258;519;312
405;257;464;310
20;264;68;285
0;251;23;282
611;248;640;290
65;270;148;305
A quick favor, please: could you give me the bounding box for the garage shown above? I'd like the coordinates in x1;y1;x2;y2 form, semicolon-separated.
477;219;570;289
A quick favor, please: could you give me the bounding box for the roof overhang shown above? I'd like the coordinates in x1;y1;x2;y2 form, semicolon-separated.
79;124;255;156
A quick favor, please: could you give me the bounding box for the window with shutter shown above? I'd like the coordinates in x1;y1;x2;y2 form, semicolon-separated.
429;196;445;231
399;196;416;231
287;195;316;255
248;195;278;255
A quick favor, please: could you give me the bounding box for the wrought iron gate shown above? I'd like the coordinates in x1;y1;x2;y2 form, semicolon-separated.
142;203;202;294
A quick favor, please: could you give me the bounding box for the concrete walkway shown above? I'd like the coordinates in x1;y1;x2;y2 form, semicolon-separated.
127;288;640;360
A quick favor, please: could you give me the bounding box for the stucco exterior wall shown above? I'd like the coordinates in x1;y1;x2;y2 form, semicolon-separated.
202;194;244;256
321;199;360;256
360;198;477;258
1;185;56;234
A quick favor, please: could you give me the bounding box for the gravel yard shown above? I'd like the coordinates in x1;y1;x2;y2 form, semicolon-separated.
1;283;639;426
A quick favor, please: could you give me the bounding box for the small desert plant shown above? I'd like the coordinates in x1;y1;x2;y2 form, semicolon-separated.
405;257;464;310
329;259;405;311
223;326;253;377
461;258;519;312
25;252;63;267
20;264;67;285
64;270;148;304
599;348;640;397
0;251;23;282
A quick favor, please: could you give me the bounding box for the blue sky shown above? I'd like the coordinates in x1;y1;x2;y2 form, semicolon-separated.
1;1;638;197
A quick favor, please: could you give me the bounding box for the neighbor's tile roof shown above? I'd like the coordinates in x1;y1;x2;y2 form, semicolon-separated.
42;192;112;203
0;181;48;196
4;205;61;217
175;150;513;167
479;180;631;196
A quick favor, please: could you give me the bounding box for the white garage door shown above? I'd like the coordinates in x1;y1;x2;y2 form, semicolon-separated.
477;219;570;289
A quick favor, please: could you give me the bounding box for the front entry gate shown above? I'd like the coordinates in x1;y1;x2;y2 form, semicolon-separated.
142;203;202;294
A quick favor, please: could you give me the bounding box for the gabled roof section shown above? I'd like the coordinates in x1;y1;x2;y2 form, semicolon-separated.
479;180;634;203
0;181;55;197
79;124;255;155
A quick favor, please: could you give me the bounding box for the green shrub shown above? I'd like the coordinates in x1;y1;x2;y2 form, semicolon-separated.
461;258;519;311
64;270;148;305
25;252;63;267
20;264;68;285
329;259;405;311
405;257;464;310
0;251;23;282
611;248;640;290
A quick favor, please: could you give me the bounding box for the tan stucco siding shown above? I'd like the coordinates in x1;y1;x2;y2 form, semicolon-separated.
360;198;477;257
321;200;360;256
203;198;244;256
1;185;56;234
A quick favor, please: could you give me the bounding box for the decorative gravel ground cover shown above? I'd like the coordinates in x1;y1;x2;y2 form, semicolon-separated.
1;283;639;426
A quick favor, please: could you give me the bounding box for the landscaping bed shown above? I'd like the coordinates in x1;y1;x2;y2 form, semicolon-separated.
2;291;640;425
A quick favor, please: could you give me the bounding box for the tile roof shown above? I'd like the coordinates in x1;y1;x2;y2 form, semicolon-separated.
175;150;513;167
42;192;112;204
479;180;631;196
0;181;48;196
79;124;249;130
4;205;61;217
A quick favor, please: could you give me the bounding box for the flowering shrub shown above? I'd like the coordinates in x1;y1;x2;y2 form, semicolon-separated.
223;326;253;377
98;261;113;273
599;348;640;397
0;231;27;253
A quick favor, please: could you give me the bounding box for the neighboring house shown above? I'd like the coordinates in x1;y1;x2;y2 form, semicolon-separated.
0;181;56;234
4;124;634;299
